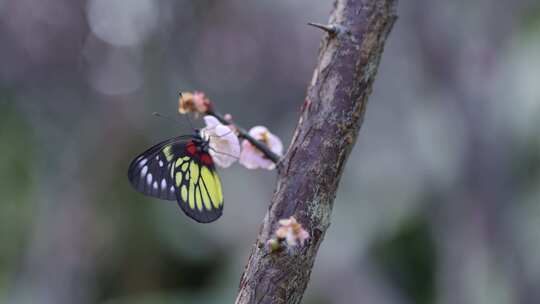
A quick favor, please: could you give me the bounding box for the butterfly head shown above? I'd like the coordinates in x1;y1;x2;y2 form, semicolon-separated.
194;128;211;153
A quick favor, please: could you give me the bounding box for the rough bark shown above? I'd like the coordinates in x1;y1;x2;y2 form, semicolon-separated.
235;1;398;303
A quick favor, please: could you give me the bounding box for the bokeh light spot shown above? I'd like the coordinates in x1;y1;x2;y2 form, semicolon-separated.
87;0;158;47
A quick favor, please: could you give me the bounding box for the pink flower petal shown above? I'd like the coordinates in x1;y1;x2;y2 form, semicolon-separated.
273;216;310;247
239;126;283;170
249;126;268;137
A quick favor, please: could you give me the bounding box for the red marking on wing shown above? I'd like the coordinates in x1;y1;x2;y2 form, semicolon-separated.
200;153;213;166
186;140;197;155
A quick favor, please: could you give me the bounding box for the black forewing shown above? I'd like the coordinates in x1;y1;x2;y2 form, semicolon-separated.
128;135;192;201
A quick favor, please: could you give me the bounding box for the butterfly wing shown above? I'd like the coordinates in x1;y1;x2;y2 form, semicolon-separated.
128;136;190;201
128;136;224;223
171;151;224;223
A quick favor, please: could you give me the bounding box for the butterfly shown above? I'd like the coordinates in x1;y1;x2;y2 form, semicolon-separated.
128;130;224;223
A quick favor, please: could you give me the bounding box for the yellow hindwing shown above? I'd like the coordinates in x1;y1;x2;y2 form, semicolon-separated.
200;166;223;209
173;157;223;213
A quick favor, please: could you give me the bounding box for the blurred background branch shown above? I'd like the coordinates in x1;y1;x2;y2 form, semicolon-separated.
235;1;398;303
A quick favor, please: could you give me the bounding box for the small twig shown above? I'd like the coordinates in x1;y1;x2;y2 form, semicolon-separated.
307;22;339;35
206;110;281;164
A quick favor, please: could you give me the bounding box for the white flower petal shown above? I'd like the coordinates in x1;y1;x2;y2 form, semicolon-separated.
239;141;260;169
210;150;235;168
215;124;232;137
201;116;240;168
203;115;220;128
223;135;240;153
286;231;297;246
239;126;283;170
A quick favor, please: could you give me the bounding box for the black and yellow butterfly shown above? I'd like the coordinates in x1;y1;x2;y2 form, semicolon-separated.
128;131;224;223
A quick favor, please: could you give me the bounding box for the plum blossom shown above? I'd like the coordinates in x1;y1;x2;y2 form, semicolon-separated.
239;126;283;170
275;216;310;247
201;115;240;168
178;91;211;114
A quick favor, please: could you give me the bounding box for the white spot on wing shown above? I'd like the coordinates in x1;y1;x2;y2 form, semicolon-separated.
147;173;153;185
159;160;164;167
161;179;167;189
155;155;160;160
141;165;148;176
153;181;158;189
139;158;148;167
170;185;175;193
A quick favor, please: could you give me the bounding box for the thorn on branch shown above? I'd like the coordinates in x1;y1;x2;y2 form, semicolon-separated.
307;22;340;36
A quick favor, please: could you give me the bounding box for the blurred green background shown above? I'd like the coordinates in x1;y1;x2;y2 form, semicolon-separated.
1;0;540;303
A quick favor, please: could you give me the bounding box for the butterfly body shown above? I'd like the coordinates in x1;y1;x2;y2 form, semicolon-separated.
128;130;224;223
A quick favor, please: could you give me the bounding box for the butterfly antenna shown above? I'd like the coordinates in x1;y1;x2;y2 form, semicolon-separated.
152;112;175;122
209;129;234;139
186;113;196;131
152;111;187;128
209;147;240;160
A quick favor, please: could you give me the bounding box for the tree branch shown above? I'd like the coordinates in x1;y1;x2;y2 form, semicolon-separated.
177;91;282;164
235;1;398;303
207;110;282;164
